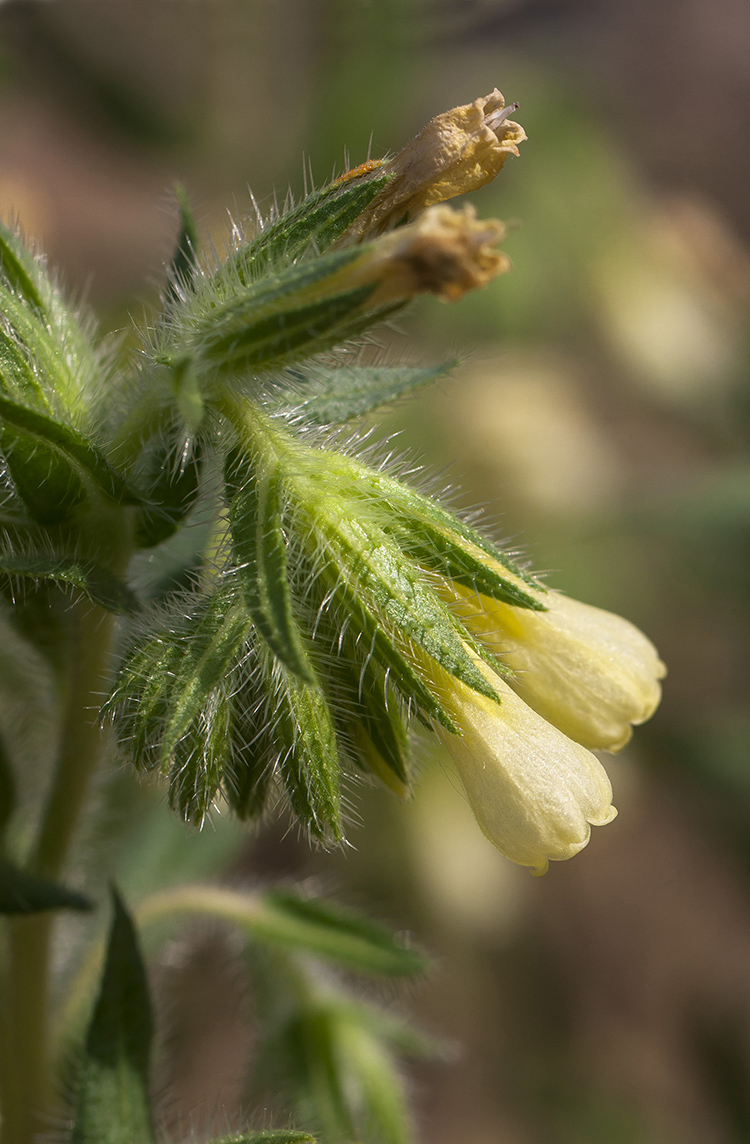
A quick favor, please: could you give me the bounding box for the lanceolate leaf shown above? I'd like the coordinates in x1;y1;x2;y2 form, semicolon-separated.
0;553;138;614
300;551;455;733
200;246;374;372
393;523;543;610
261;890;428;977
255;645;342;842
72;890;155;1144
164;184;199;310
230;172;393;284
320;516;500;708
0;857;91;914
372;468;543;597
0;732;15;841
0;225;46;314
228;451;313;682
0;394;141;507
274;362;455;426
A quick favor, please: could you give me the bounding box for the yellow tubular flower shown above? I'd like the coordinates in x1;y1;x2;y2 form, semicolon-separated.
456;577;666;751
430;659;617;875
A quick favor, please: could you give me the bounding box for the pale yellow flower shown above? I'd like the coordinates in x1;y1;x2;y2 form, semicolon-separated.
430;658;617;875
454;572;666;751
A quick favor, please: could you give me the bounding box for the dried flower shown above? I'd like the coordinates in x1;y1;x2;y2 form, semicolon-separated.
343;89;526;240
341;204;509;304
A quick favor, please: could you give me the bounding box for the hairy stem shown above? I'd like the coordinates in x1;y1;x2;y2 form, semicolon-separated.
1;600;118;1144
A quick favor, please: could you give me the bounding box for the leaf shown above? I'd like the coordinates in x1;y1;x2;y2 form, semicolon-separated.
260;890;428;977
0;730;15;840
258;648;343;843
72;890;155;1144
164;184;199;309
302;550;455;733
227;450;314;682
220;640;342;841
373;468;542;596
1;426;88;524
393;522;543;610
231;172;393;283
158;593;251;815
0;223;46;314
0;857;91;914
200;249;376;373
0;552;138;614
274;362;455;426
320;516;501;710
133;442;202;548
0;393;141;509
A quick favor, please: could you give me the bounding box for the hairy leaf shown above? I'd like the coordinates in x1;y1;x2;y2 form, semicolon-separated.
0;224;46;314
0;857;91;914
199;246;375;372
251;645;342;842
227;450;313;681
72;891;155;1144
274;362;454;426
164;184;199;310
0;393;141;509
261;890;427;977
230;172;393;283
0;552;138;614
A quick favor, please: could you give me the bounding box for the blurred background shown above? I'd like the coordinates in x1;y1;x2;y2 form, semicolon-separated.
2;1;750;1141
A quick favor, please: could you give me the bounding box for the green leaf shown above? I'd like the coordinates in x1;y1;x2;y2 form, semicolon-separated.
164;184;199;309
199;246;375;372
227;450;314;682
0;223;46;314
302;550;455;733
261;890;428;977
393;523;544;610
0;393;141;510
133;442;202;548
373;468;543;599
230;172;393;283
0;731;15;841
72;890;155;1144
222;642;342;841
274;362;455;426
0;552;138;614
0;857;91;914
257;647;342;843
319;515;501;710
1;426;87;524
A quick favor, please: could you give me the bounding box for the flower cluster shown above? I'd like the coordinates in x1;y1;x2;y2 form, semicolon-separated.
103;89;665;875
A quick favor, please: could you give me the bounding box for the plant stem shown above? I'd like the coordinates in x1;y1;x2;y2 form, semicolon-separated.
1;600;118;1144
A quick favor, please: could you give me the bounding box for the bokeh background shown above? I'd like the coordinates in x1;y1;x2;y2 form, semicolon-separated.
3;1;750;1141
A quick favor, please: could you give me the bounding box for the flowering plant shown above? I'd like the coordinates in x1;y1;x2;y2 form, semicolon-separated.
0;91;663;1143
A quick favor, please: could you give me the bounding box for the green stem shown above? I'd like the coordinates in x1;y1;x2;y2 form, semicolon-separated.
1;601;118;1144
